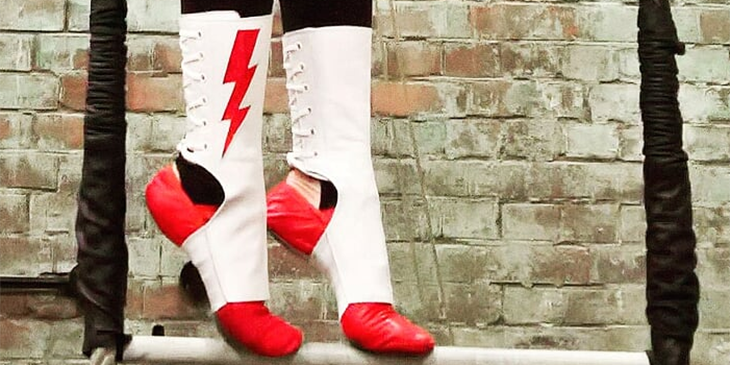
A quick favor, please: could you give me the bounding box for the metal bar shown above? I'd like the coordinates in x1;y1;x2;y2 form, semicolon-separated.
0;270;76;297
0;273;72;294
123;337;650;365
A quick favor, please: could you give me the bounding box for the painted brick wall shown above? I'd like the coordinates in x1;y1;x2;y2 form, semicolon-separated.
1;0;730;363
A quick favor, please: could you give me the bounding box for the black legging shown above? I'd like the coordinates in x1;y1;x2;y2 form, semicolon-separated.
181;0;372;31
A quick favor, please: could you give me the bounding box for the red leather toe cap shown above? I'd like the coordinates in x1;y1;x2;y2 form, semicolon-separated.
341;303;435;355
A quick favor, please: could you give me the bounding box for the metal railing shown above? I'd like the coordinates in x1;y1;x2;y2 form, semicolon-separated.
121;337;650;365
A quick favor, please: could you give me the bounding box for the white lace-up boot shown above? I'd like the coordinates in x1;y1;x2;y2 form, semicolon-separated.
145;11;301;357
266;26;434;354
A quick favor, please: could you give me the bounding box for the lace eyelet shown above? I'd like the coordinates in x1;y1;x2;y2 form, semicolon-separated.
303;84;309;91
310;128;315;135
296;42;302;50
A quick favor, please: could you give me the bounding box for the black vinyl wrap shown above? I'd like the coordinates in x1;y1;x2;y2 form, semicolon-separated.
75;0;131;358
638;0;699;363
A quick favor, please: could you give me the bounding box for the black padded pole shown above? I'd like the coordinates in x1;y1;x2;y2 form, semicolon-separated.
638;0;699;364
75;0;130;358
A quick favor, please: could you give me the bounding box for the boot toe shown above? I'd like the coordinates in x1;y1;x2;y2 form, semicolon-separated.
217;302;303;357
341;303;435;355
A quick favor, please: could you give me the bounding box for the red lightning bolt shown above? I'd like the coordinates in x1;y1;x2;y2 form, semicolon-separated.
221;29;260;155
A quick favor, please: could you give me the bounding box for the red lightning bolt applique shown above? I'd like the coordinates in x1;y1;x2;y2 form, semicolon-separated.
221;29;260;155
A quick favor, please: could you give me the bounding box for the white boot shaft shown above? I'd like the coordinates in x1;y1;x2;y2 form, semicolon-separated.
178;11;270;171
282;26;394;317
177;11;272;310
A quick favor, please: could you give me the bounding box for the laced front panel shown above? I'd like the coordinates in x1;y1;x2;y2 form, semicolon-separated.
284;42;316;159
179;29;209;153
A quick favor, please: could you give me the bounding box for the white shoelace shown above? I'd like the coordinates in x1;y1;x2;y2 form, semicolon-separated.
179;29;208;152
284;41;316;158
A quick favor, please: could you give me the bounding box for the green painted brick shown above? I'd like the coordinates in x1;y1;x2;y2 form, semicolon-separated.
0;74;59;110
0;0;64;31
35;35;89;72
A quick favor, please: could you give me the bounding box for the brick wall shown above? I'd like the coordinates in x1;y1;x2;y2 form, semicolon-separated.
1;0;730;363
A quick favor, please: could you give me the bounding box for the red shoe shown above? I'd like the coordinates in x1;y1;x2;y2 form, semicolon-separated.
217;302;302;357
266;180;434;355
147;166;302;357
342;303;435;355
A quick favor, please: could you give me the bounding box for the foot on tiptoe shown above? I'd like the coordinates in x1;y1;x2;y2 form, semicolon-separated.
145;164;302;357
266;171;434;355
341;303;435;355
